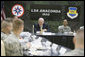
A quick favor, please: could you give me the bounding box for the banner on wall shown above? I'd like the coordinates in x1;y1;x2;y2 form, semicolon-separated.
30;4;62;21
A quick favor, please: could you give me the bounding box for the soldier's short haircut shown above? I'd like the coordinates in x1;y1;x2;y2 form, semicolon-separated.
4;18;13;23
13;19;24;31
63;19;68;24
1;18;13;31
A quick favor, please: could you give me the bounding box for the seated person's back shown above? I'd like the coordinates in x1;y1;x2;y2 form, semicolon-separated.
62;29;84;56
4;33;23;56
3;18;24;56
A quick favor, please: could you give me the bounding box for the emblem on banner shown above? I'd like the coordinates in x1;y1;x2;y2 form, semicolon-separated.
12;4;24;17
67;7;78;19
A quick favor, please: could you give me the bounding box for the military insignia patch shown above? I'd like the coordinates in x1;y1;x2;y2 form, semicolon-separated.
12;4;24;17
67;7;78;19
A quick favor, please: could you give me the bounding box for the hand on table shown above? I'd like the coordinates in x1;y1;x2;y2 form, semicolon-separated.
26;42;31;48
43;29;47;32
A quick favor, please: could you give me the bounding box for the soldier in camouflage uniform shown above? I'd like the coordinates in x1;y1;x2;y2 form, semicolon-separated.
58;19;71;33
3;33;23;56
1;18;13;40
3;19;30;56
62;29;84;56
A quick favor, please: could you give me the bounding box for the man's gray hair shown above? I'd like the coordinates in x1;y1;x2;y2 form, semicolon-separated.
38;18;44;22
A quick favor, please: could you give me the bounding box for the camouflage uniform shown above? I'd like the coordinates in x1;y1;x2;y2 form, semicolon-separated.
3;32;23;56
58;25;71;33
1;32;10;40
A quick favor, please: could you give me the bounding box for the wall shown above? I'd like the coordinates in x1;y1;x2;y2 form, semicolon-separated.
4;1;84;33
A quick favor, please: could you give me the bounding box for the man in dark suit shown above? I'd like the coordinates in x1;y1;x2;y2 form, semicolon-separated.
34;18;49;33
